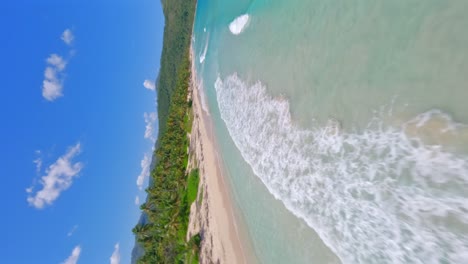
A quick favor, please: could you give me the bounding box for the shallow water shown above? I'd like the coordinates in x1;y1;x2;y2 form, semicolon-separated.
193;1;468;263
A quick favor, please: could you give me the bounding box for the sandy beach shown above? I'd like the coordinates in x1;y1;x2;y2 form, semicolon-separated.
186;51;252;264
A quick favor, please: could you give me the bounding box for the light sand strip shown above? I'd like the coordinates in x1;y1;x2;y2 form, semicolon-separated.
186;49;252;264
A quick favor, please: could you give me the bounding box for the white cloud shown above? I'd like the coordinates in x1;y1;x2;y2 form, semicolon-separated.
135;196;140;205
27;143;83;209
33;150;43;175
109;243;120;264
33;158;42;173
47;54;67;70
42;54;67;101
143;79;155;91
42;78;63;101
144;112;157;142
136;153;151;190
44;67;56;81
61;29;75;46
67;225;78;237
62;246;81;264
42;29;75;101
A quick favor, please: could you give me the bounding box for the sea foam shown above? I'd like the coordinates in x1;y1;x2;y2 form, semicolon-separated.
199;33;209;64
229;14;250;35
215;74;468;264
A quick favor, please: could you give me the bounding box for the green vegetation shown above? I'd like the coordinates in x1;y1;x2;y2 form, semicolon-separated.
187;169;200;205
156;0;197;135
133;53;200;264
185;102;194;134
132;0;199;263
186;233;202;264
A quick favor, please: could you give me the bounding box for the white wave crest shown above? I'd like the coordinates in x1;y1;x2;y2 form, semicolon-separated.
215;74;468;264
199;53;206;64
229;14;250;35
198;78;209;114
199;33;209;64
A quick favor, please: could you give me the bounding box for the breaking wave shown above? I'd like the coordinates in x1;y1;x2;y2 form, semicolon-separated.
215;74;468;263
229;14;250;35
199;33;209;64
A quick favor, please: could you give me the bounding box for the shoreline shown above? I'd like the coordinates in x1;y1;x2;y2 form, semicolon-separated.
187;48;254;263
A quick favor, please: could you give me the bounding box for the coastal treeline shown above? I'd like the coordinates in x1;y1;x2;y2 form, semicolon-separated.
132;0;198;263
133;55;200;263
157;0;197;134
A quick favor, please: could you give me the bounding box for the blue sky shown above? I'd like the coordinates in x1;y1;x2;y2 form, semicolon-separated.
0;1;164;263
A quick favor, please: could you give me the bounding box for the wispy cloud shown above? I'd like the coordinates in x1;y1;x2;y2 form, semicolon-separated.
61;246;81;264
136;83;157;192
136;153;151;190
67;225;79;237
144;112;157;142
61;29;75;46
110;243;120;264
135;196;140;205
47;54;67;70
42;54;67;101
143;79;155;91
135;110;157;191
42;29;75;101
27;143;83;209
33;150;43;175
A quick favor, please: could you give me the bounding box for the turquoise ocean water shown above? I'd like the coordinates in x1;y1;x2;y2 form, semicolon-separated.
192;1;468;263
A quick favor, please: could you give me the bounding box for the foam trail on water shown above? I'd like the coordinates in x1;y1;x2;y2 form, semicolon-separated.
215;74;468;264
190;45;210;115
199;33;209;64
198;78;209;114
229;14;250;35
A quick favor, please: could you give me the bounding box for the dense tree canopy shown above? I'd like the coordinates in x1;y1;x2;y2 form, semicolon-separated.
156;0;196;135
133;1;198;262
